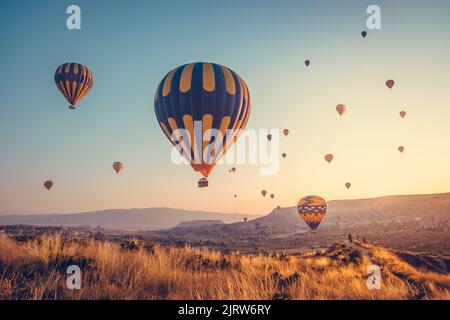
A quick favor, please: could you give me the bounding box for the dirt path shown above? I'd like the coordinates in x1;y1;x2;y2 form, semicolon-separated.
347;241;430;299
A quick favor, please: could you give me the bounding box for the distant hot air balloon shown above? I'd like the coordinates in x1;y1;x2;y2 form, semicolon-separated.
305;60;310;67
231;167;236;173
234;194;237;198
398;146;405;153
283;129;289;136
261;190;267;197
361;31;367;38
336;104;347;116
297;195;327;231
154;63;251;188
267;134;272;141
113;162;124;174
55;63;94;110
324;154;334;164
386;79;395;90
282;153;287;159
43;180;53;191
345;182;351;189
399;111;406;119
243;217;248;223
270;194;275;199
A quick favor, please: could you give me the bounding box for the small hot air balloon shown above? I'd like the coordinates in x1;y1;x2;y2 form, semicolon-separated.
283;129;289;136
361;31;367;38
231;167;236;173
386;79;395;90
43;180;53;191
305;60;310;67
55;63;94;110
267;134;272;142
399;111;406;119
234;194;237;198
113;162;124;174
282;153;287;159
398;146;405;153
345;182;351;189
270;194;275;199
154;63;251;188
336;104;347;116
243;217;248;223
324;154;334;164
297;195;327;231
261;190;267;197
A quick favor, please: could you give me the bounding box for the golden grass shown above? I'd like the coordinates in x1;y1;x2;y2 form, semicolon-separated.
0;233;448;300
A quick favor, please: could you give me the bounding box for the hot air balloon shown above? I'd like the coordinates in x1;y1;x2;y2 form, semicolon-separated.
231;167;236;173
270;194;275;199
336;104;347;116
282;153;287;159
113;162;124;174
243;217;248;223
297;195;327;231
399;111;406;119
55;63;94;110
361;31;367;38
154;63;251;188
386;79;395;90
43;180;53;191
305;60;310;67
261;190;267;197
234;194;237;198
267;134;272;141
283;129;289;136
324;154;334;164
398;146;405;153
345;182;351;189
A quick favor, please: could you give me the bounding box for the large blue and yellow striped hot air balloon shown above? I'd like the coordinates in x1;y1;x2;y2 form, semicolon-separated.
154;62;251;187
297;195;328;231
54;63;94;110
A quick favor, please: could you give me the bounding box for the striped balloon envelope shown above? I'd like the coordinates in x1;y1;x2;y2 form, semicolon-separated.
54;63;94;110
154;62;251;186
297;195;328;231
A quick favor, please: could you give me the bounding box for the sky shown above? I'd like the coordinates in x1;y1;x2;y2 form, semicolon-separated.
1;0;450;216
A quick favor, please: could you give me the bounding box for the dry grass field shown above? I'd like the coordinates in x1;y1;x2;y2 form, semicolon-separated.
0;233;449;300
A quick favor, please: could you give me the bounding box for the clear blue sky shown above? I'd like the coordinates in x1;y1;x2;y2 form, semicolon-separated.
1;0;450;215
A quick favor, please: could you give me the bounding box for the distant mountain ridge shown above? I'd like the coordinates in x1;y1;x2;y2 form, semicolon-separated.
0;208;251;230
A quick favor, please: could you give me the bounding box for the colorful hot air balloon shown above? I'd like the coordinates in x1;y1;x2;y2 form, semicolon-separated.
361;31;367;38
297;195;327;231
386;79;395;90
336;104;347;116
283;129;289;136
398;146;405;153
113;162;124;174
270;194;275;199
345;182;351;189
282;153;287;159
154;63;251;188
399;111;406;118
304;60;310;67
267;134;272;141
43;180;53;191
261;190;267;197
324;154;334;164
55;63;94;110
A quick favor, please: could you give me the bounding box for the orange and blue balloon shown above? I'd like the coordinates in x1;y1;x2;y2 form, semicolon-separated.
55;63;94;110
154;62;251;185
